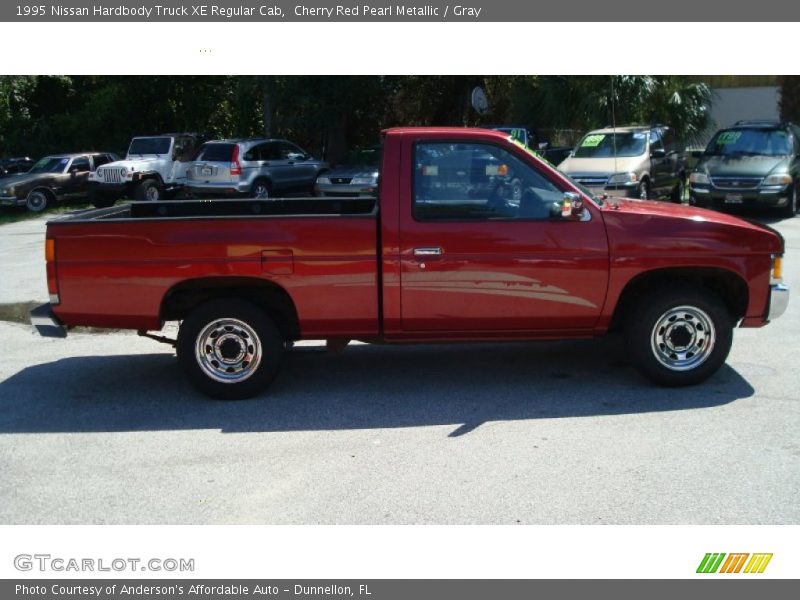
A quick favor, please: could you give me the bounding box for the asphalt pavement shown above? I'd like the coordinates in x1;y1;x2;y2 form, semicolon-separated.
0;211;798;524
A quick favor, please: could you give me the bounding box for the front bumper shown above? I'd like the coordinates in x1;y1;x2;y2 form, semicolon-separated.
768;283;790;322
315;182;378;198
0;194;24;207
690;185;791;209
30;303;67;338
88;181;128;196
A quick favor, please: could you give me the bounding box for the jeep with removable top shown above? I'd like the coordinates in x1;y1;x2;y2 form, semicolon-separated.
88;133;205;206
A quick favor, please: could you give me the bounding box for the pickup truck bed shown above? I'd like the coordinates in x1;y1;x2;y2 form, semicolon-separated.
48;198;380;337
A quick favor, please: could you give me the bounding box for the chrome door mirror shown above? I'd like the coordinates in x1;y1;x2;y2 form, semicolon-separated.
560;191;585;219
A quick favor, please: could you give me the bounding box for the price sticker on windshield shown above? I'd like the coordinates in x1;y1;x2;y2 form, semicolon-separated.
717;131;742;145
581;134;605;147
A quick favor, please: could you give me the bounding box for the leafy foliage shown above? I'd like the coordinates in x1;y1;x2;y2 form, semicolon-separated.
0;75;714;163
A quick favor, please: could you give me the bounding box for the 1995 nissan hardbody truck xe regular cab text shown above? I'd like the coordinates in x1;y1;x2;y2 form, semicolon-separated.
32;128;789;399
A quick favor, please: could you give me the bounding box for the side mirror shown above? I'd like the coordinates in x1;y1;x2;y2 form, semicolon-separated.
651;148;666;159
69;167;79;174
560;191;585;219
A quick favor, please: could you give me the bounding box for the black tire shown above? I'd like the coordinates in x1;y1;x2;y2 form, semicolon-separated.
625;286;733;386
25;189;50;212
177;298;284;400
780;184;797;218
89;192;117;209
250;179;271;199
637;179;651;200
134;179;162;201
670;176;685;204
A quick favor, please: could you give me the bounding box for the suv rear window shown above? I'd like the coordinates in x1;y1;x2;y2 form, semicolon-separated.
194;143;236;162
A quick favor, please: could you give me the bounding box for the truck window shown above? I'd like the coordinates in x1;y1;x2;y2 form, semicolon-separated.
649;129;664;153
413;142;563;221
92;154;112;169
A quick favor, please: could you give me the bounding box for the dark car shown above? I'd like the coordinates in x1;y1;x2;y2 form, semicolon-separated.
315;146;380;197
0;157;35;178
689;120;800;217
0;152;118;212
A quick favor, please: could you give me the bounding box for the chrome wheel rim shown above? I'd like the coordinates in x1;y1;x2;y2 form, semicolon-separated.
253;184;269;199
651;305;716;372
195;318;262;383
145;185;160;201
639;184;648;199
26;192;46;212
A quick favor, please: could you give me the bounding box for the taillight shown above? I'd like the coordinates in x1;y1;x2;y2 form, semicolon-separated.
45;238;60;305
230;145;241;176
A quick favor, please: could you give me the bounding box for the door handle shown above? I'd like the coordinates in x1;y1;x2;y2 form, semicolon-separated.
413;247;443;257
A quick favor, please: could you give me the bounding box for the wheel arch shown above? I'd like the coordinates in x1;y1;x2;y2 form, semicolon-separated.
161;277;300;340
609;266;749;331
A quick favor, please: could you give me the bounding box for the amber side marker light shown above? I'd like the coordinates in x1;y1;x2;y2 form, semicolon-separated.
45;238;56;262
771;255;783;283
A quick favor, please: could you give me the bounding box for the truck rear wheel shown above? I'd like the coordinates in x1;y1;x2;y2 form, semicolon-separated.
135;179;162;201
177;299;285;400
625;287;733;386
89;192;117;208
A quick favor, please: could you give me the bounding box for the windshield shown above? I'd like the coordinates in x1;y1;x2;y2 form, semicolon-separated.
573;132;648;158
705;128;792;157
128;137;172;156
29;157;69;174
344;146;381;167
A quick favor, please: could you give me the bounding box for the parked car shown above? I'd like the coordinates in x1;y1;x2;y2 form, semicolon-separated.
0;156;35;178
315;146;380;197
0;152;118;212
559;125;687;201
688;120;800;217
88;133;206;206
33;128;787;400
186;138;328;199
492;126;573;166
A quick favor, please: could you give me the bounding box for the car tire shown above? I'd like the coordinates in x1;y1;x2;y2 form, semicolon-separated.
637;179;651;200
89;192;117;208
135;179;162;201
626;286;733;387
780;184;797;218
177;298;285;400
670;177;685;203
25;189;50;212
250;180;271;200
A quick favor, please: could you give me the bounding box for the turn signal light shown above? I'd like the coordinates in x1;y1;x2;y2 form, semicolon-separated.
771;255;783;283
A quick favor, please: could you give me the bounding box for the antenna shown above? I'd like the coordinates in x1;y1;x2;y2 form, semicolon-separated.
610;76;618;177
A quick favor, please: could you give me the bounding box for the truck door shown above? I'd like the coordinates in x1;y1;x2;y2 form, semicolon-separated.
399;139;609;332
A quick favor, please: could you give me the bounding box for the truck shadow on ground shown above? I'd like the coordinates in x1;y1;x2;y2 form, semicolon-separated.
0;337;754;436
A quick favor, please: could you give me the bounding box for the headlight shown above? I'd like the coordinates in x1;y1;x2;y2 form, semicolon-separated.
119;167;128;178
689;172;710;185
771;255;783;284
316;176;331;185
607;172;638;185
351;176;378;185
762;173;792;186
1;187;14;196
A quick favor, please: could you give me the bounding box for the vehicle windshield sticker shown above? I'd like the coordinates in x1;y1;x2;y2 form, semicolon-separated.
717;131;742;145
486;164;499;176
59;158;68;165
581;134;605;147
421;165;438;176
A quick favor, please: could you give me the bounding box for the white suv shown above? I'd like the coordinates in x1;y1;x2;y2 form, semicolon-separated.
88;133;205;206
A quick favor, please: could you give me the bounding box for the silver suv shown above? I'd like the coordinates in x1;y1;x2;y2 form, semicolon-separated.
186;138;328;199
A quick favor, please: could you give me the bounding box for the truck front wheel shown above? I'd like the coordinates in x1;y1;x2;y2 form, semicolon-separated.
177;299;285;400
626;287;733;386
135;179;162;201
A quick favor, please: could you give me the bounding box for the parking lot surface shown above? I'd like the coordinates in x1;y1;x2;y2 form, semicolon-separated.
0;212;798;524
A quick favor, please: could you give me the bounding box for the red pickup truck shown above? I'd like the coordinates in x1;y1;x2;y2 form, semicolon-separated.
33;127;789;399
